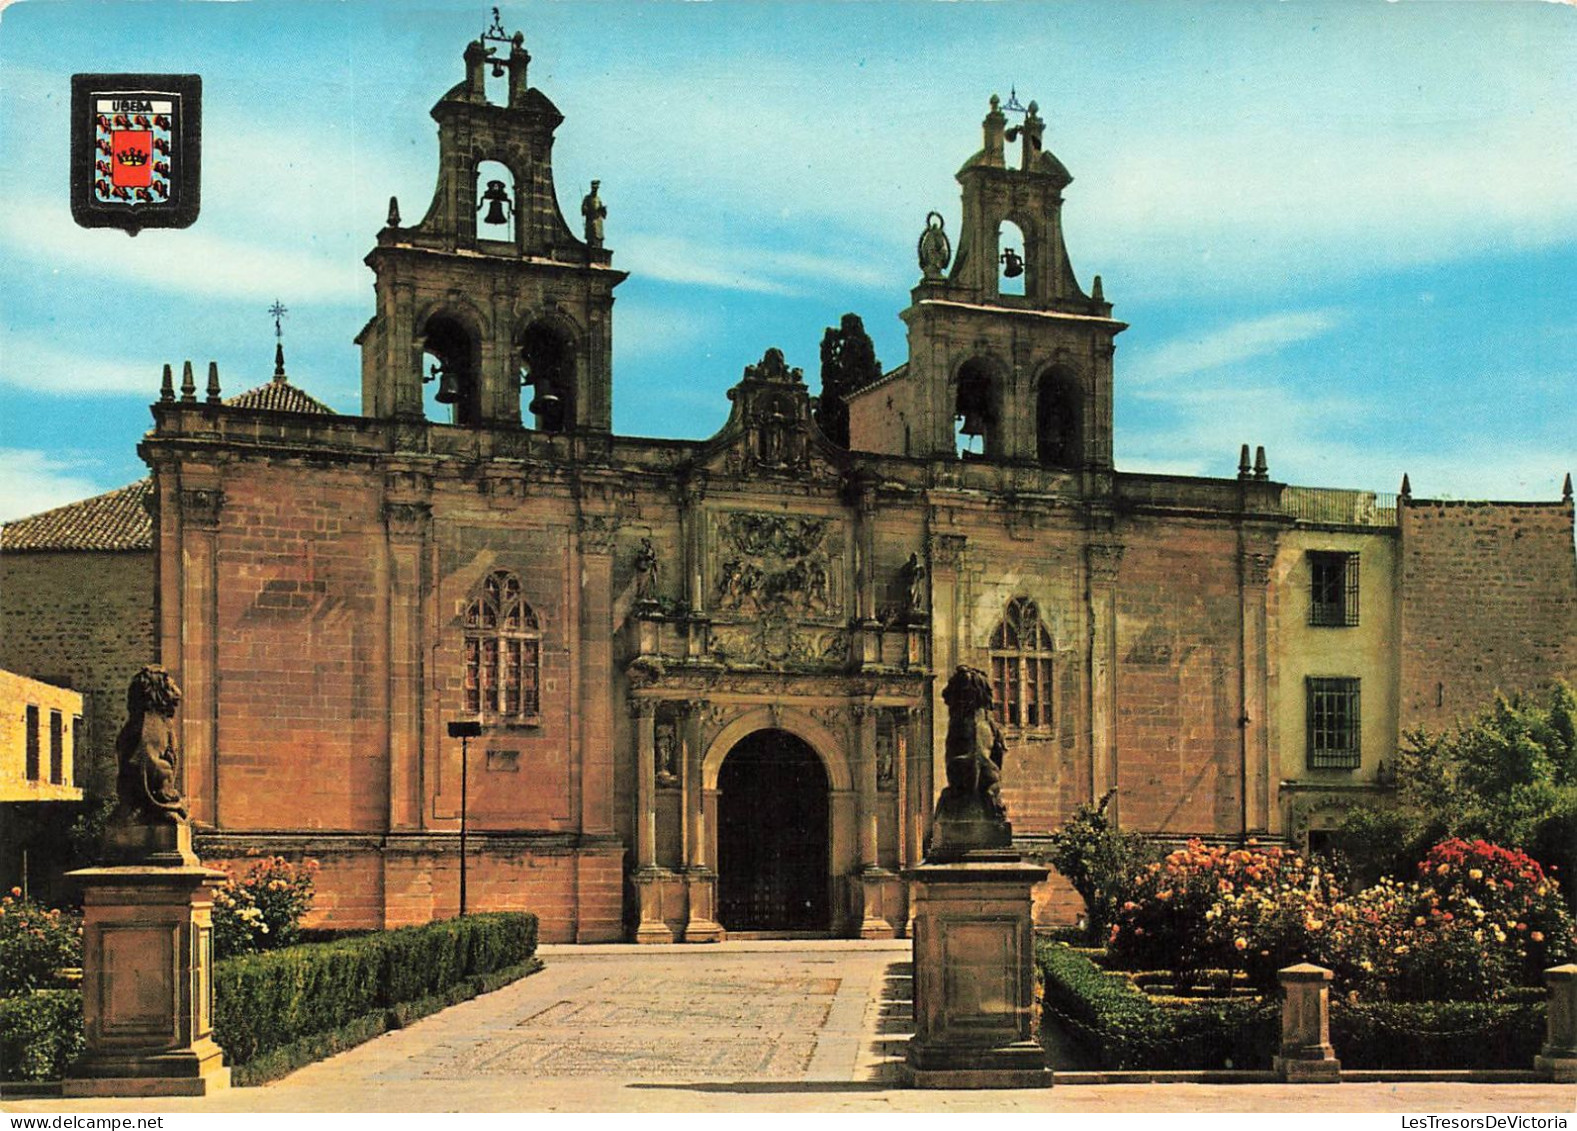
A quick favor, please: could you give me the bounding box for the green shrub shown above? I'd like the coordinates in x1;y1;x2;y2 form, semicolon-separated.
0;990;84;1081
1037;941;1276;1070
1331;999;1546;1069
0;889;82;994
1046;790;1157;944
212;912;537;1068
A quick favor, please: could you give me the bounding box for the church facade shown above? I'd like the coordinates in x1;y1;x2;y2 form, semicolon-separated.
120;27;1575;942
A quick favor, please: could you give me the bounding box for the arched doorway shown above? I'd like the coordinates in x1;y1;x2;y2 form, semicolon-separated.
716;729;830;932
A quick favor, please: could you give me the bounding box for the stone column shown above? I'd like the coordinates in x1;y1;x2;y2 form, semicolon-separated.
1536;964;1577;1082
65;858;231;1097
1274;963;1341;1082
1239;539;1276;835
178;485;223;826
680;699;724;942
1085;542;1122;818
854;476;883;665
927;533;967;820
629;699;673;943
383;477;430;835
677;477;710;661
850;703;898;939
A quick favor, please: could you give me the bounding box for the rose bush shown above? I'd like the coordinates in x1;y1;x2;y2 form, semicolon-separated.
1106;838;1577;1002
0;888;82;994
211;856;319;958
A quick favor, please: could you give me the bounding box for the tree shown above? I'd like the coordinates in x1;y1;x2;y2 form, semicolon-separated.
1047;789;1157;943
815;313;882;448
1337;681;1577;904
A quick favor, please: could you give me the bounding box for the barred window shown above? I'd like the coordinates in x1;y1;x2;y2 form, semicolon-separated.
49;710;64;785
1309;551;1359;627
989;597;1055;730
24;705;39;781
464;571;541;721
1307;677;1361;770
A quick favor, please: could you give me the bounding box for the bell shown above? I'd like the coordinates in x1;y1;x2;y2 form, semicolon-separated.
958;408;988;438
528;388;561;419
1001;247;1024;279
482;197;509;226
433;366;462;405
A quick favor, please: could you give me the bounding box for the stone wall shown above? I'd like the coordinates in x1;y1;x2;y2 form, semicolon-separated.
1400;500;1577;731
0;550;154;797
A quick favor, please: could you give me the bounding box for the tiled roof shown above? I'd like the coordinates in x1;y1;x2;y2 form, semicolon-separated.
225;376;336;415
1;480;154;552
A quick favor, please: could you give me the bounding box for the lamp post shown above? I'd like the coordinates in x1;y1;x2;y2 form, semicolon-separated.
448;720;482;916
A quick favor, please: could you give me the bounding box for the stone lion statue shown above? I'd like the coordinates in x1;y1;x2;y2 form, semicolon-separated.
940;665;1007;821
114;665;189;824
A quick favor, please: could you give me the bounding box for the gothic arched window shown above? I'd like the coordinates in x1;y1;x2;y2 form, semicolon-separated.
989;597;1055;730
464;570;541;721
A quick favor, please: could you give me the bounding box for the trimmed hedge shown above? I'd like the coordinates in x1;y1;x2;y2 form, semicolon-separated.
0;990;84;1082
1037;942;1277;1070
1040;941;1554;1072
1331;999;1546;1070
1;912;538;1083
213;912;538;1066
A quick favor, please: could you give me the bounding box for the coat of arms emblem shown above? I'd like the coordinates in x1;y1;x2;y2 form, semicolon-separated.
71;74;201;234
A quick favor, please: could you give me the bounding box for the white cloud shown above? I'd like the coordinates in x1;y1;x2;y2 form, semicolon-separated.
1129;310;1346;384
0;199;366;304
0;450;106;524
0;337;168;398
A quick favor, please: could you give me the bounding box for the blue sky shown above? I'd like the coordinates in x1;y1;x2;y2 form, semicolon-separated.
1;0;1573;522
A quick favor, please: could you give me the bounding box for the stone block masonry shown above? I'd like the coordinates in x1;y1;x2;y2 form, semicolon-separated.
1400;499;1577;732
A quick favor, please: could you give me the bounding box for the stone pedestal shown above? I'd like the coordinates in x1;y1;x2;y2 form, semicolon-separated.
849;866;902;939
1535;964;1577;1083
64;855;231;1097
903;857;1051;1089
1274;963;1341;1083
631;866;677;944
681;868;725;943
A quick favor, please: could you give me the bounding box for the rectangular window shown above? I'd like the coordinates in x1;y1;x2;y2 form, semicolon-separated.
1309;551;1359;627
49;711;64;785
520;640;540;718
1307;677;1361;770
25;705;40;781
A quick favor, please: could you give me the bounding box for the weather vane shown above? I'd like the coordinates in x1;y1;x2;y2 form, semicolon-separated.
481;7;513;77
269;299;288;339
1002;87;1028;116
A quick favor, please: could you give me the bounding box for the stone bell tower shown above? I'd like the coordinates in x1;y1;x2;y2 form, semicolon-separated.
849;95;1124;467
356;14;625;432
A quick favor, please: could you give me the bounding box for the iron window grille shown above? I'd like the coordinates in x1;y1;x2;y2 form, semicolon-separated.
1306;677;1361;770
49;710;64;785
464;570;541;722
989;596;1056;730
24;704;39;781
1309;551;1360;627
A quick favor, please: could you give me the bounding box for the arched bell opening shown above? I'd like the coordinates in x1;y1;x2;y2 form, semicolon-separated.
716;729;830;933
1036;367;1082;468
517;320;576;434
419;313;481;426
997;219;1028;297
953;357;999;460
475;160;518;244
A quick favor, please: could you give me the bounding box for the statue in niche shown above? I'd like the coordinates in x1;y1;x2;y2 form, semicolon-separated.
655;724;679;787
581;180;606;247
876;725;897;791
114;666;189;825
633;536;659;605
917;211;952;280
901;552;927;619
925;666;1013;861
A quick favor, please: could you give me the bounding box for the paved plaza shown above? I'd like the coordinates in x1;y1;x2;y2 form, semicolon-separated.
4;941;1575;1113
